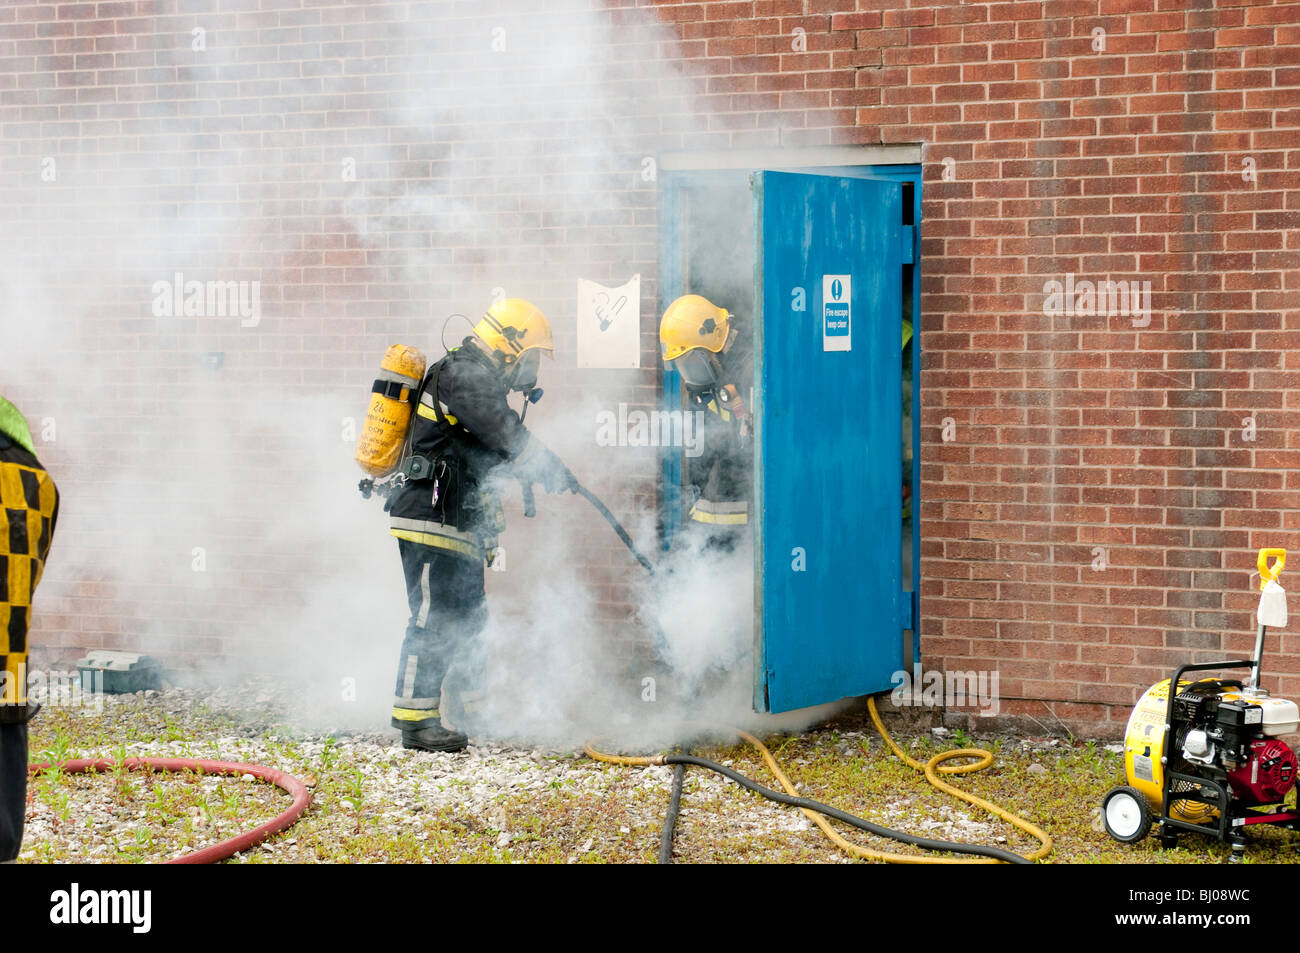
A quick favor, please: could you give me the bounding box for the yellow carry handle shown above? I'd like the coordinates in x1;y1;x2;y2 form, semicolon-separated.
1258;548;1287;590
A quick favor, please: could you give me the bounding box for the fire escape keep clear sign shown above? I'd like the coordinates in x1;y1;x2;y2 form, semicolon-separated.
822;274;851;352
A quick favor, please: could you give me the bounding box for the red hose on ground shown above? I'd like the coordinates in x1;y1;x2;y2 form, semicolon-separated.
28;757;312;864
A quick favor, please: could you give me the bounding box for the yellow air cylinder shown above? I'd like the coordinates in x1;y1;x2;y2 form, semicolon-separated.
355;344;427;477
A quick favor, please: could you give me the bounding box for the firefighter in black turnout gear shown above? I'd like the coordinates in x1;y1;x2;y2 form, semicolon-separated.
647;295;754;702
0;396;59;861
660;294;752;553
387;299;575;752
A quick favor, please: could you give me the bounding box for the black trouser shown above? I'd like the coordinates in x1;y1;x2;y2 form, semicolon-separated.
392;538;487;732
0;722;26;862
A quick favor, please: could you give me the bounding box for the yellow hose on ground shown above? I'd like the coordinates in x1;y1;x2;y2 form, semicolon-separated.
584;696;1053;864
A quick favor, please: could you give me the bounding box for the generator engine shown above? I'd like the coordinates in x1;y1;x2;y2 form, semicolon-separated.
1167;681;1298;807
1229;738;1298;804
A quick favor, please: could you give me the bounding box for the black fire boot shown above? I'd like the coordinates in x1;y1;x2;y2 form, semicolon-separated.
402;723;468;753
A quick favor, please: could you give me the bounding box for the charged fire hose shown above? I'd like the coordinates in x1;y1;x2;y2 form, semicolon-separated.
573;482;656;574
28;757;312;864
658;762;686;864
588;699;1053;864
523;461;655;573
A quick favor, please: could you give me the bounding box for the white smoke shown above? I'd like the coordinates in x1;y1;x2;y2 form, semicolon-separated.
0;1;844;750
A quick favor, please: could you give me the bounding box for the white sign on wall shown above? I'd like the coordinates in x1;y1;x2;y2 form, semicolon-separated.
822;274;852;352
577;274;641;369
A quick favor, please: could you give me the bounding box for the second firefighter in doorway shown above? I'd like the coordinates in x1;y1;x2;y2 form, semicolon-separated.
387;298;576;752
659;294;752;552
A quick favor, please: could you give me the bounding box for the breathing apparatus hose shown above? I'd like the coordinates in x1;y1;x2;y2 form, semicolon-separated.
588;704;1053;864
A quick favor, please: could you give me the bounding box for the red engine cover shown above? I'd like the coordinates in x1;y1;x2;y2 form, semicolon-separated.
1227;738;1298;804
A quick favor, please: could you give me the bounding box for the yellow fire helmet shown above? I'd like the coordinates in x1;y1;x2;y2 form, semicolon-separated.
472;298;554;393
660;294;730;362
473;298;554;362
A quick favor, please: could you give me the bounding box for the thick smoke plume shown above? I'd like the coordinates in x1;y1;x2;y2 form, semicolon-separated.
0;1;842;749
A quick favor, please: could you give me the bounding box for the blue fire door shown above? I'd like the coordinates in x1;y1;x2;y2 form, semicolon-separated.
753;171;905;713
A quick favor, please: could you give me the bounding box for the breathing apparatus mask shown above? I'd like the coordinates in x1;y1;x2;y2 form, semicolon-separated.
503;350;545;423
506;349;542;398
672;326;737;390
672;348;724;388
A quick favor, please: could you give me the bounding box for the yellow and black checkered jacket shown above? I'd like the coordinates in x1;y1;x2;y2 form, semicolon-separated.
0;433;58;720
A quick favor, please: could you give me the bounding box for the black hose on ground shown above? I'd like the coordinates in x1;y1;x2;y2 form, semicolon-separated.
570;480;1031;864
658;762;686;864
661;753;1032;865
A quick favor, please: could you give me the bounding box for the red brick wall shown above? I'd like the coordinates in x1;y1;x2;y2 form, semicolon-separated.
644;0;1299;733
3;0;1298;733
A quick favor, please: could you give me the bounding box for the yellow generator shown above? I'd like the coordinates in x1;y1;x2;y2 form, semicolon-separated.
1102;549;1300;861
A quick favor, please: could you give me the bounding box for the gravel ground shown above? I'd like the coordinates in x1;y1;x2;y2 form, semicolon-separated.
21;676;849;864
20;675;1300;863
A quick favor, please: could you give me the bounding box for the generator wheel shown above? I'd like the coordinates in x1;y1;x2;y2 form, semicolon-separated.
1102;786;1151;843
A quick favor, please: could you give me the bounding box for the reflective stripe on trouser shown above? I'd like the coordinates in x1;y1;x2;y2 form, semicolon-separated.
392;705;442;725
689;498;749;525
392;538;487;732
389;516;482;561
